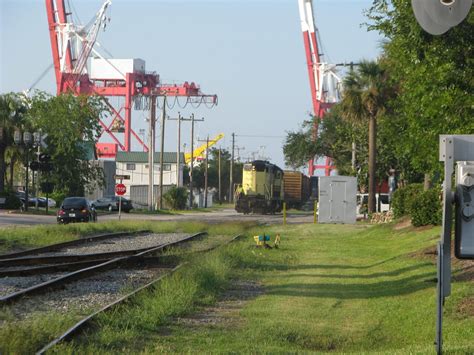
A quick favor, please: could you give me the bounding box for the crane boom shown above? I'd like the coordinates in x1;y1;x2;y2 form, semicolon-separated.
185;133;224;164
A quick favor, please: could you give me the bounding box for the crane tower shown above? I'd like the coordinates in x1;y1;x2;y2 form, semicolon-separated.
45;0;217;157
298;0;341;176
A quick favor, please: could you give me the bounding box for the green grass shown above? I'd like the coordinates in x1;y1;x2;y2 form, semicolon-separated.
2;222;473;354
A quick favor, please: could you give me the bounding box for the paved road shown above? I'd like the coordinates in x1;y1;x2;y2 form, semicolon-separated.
0;209;314;227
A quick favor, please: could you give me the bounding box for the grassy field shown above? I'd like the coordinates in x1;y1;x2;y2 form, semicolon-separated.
1;221;473;354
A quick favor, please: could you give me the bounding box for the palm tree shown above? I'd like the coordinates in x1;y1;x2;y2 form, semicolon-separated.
340;60;392;214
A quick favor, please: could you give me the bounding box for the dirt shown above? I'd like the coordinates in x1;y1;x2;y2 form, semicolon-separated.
410;241;474;283
394;217;411;230
456;296;474;317
164;280;264;332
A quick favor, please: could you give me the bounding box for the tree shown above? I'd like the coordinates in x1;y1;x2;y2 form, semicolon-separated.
28;92;107;196
365;1;474;187
283;118;318;170
0;93;29;193
340;60;393;213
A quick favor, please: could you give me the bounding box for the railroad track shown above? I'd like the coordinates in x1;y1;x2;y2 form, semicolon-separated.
0;231;205;304
36;234;242;354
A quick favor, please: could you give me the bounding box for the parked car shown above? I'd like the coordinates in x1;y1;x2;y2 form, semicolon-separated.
91;196;133;213
57;197;97;224
37;197;56;208
15;192;56;209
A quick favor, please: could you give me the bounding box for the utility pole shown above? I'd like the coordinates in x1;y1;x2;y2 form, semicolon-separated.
159;96;167;210
177;112;181;186
229;132;235;203
204;135;209;208
148;96;156;211
168;112;184;187
218;147;222;204
179;114;205;208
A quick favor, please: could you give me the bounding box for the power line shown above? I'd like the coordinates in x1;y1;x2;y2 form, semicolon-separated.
236;134;285;138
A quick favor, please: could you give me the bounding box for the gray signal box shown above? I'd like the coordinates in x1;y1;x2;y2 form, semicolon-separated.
318;176;357;224
455;161;474;259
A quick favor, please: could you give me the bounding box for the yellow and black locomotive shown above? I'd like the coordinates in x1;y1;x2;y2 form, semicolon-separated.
235;160;284;214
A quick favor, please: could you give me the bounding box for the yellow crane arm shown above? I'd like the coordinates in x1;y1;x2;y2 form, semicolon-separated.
185;133;225;164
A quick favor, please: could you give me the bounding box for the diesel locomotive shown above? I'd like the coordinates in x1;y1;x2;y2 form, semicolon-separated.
235;160;284;214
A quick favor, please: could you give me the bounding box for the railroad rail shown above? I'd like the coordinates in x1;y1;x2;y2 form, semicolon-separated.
36;234;242;354
0;230;150;260
0;232;206;304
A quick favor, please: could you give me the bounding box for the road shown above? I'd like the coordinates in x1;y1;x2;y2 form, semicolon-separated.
0;209;314;227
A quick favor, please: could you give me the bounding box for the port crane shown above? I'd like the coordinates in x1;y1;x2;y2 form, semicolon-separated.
185;133;224;164
45;0;217;158
298;0;342;176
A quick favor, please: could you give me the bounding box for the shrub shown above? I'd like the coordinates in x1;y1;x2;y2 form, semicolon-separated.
409;187;442;227
0;192;21;210
163;186;188;210
49;190;67;207
391;183;423;218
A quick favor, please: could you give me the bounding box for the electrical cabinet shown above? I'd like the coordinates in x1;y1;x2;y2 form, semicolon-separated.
318;176;357;224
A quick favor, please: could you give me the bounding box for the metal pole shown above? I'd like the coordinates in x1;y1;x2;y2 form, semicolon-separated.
204;135;209;208
218;147;222;204
148;96;156;211
159;96;166;210
177;112;181;186
118;195;122;221
314;200;318;224
35;144;40;211
189;114;195;209
229;132;235;203
25;148;29;212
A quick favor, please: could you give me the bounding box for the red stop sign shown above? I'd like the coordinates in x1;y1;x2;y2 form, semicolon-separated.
115;183;126;196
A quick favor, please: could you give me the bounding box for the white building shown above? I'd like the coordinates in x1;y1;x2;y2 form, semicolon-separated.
115;152;184;204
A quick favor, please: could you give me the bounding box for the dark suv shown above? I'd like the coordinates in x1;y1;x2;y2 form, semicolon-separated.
91;196;133;213
57;197;97;224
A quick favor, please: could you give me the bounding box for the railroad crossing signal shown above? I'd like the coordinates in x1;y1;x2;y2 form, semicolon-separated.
115;183;126;196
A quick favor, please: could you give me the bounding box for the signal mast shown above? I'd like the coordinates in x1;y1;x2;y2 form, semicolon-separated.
298;0;341;176
45;0;217;157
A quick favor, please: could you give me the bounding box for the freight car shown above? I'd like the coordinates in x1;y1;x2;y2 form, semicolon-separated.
283;171;311;209
235;160;284;214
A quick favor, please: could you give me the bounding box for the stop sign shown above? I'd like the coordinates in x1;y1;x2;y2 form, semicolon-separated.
115;183;126;196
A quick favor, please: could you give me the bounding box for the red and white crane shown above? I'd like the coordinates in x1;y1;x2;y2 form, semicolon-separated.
45;0;217;157
298;0;341;176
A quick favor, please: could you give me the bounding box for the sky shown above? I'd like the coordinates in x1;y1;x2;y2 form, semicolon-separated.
0;0;383;172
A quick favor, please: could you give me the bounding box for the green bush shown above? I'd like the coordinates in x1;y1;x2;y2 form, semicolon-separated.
391;183;423;218
409;187;442;227
163;186;188;210
0;192;21;210
49;190;67;207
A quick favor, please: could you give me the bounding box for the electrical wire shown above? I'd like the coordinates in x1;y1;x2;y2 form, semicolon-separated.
236;134;285;139
27;63;54;93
